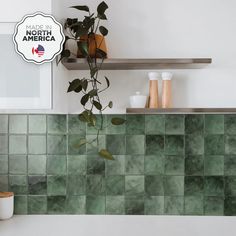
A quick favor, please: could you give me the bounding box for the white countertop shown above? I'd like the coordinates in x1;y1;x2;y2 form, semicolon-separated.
0;215;236;236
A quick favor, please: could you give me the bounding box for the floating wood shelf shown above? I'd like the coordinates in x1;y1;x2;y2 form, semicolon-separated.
62;58;212;70
126;108;236;114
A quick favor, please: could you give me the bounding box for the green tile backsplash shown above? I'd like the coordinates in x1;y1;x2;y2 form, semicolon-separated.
1;114;236;215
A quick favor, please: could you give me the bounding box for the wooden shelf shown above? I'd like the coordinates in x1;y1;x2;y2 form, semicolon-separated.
126;108;236;114
62;58;212;70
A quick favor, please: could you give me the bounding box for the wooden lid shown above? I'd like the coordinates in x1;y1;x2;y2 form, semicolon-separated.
0;192;14;198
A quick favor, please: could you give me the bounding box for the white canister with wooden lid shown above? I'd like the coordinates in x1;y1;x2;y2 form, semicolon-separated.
161;72;173;108
0;192;14;220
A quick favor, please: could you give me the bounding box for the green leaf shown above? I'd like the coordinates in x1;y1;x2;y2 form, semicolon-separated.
98;14;107;20
77;41;88;57
74;85;83;93
79;110;90;123
108;101;113;108
97;1;108;15
105;76;110;88
67;79;81;92
93;101;102;110
89;89;98;97
81;94;90;106
89;113;97;126
71;5;90;12
99;149;114;160
57;49;71;65
74;138;87;148
99;26;108;36
111;117;126;125
81;79;88;91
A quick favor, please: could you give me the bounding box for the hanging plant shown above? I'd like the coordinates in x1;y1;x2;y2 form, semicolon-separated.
58;1;125;160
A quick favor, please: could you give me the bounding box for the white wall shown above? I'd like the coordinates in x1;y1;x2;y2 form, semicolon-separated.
56;0;236;114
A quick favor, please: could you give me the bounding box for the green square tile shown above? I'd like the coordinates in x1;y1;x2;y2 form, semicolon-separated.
86;115;107;135
145;135;164;155
205;135;224;155
0;155;8;174
164;196;184;215
28;176;47;195
185;155;204;176
145;196;164;215
205;155;224;176
29;115;46;134
125;196;144;215
184;176;204;196
28;196;47;214
47;175;67;195
106;135;125;155
225;135;236;155
47;196;66;214
185;135;204;155
106;155;125;175
14;196;27;214
225;176;236;196
67;175;86;195
126;135;145;155
165;135;184;155
9;155;27;174
225;155;236;176
145;155;164;175
164;176;184;196
106;175;125;195
145;115;165;134
0;135;8;154
68;155;86;175
86;135;106;155
224;197;236;216
205;115;224;134
66;196;86;214
185;115;204;134
125;155;144;175
165;115;184;134
165;155;185;175
145;176;164;196
204;196;224;216
225;115;236;134
68;115;86;135
47;115;67;134
125;176;144;196
9;135;27;154
106;196;125;215
0;115;8;133
68;135;86;155
47;155;67;175
106;115;126;134
9;115;27;134
0;175;9;191
126;115;145;134
28;135;46;154
47;135;67;154
87;155;105;175
86;175;105;195
9;175;27;194
204;176;224;196
28;155;46;175
86;196;105;215
184;196;203;215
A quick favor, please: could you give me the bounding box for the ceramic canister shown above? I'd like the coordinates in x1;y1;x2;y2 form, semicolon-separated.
130;91;147;108
0;192;14;220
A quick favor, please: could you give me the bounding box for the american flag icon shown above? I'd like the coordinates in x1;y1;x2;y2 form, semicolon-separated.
32;44;45;57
